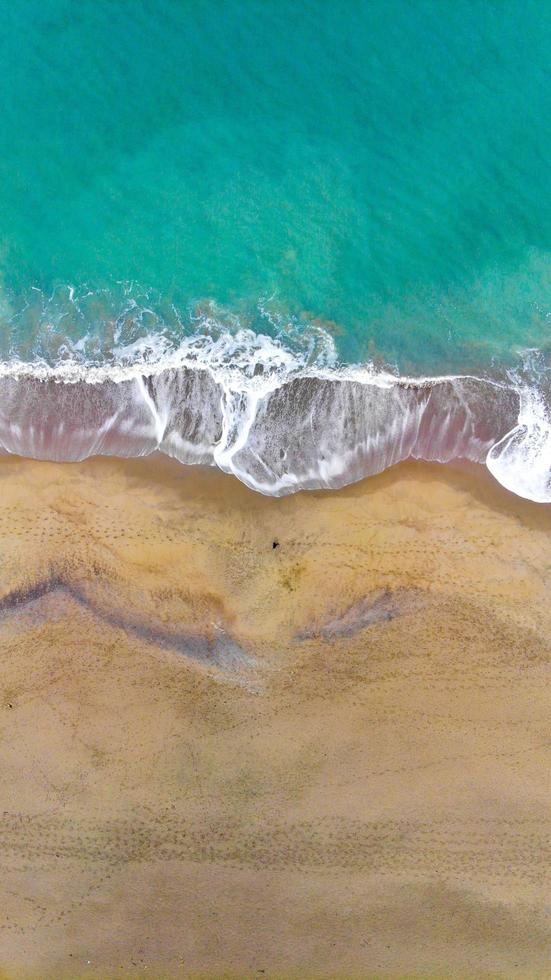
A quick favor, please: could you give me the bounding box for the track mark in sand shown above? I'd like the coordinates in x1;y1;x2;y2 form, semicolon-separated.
0;810;549;886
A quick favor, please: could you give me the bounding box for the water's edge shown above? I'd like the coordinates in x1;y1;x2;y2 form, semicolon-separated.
1;346;549;503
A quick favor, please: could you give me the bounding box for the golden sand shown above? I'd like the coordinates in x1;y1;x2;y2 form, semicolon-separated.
0;454;550;979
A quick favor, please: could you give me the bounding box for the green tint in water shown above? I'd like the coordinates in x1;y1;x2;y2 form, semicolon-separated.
0;0;550;371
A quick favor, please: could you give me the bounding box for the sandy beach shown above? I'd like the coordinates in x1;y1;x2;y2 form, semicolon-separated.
0;454;550;978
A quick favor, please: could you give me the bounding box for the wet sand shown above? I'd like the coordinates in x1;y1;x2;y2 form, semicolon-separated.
0;454;550;978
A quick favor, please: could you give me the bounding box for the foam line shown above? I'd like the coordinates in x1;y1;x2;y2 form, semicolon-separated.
0;323;548;502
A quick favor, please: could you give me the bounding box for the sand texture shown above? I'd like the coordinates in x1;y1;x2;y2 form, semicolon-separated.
0;455;550;978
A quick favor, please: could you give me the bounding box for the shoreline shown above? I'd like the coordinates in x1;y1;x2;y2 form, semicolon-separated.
0;455;550;977
0;354;543;501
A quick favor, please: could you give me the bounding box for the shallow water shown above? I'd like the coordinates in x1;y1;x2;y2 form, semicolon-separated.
0;0;550;499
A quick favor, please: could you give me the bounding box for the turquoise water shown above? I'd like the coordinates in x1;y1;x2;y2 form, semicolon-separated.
1;0;551;373
0;0;550;502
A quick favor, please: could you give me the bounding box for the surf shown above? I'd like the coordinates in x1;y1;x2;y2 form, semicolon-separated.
0;318;547;503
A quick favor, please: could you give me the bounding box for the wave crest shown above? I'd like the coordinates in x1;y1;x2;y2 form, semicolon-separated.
0;324;545;503
487;386;551;503
1;284;547;502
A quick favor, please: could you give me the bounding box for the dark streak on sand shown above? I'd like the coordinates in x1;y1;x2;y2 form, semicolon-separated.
0;576;251;671
298;588;426;642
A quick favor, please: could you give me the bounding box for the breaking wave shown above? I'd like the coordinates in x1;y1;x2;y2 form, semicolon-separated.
0;285;549;502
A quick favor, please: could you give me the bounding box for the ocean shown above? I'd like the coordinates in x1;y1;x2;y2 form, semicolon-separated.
0;0;550;500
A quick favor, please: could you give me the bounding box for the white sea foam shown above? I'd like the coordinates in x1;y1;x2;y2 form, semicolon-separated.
487;386;551;503
0;314;548;504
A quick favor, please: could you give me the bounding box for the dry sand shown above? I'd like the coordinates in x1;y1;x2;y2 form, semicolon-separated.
0;454;550;979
